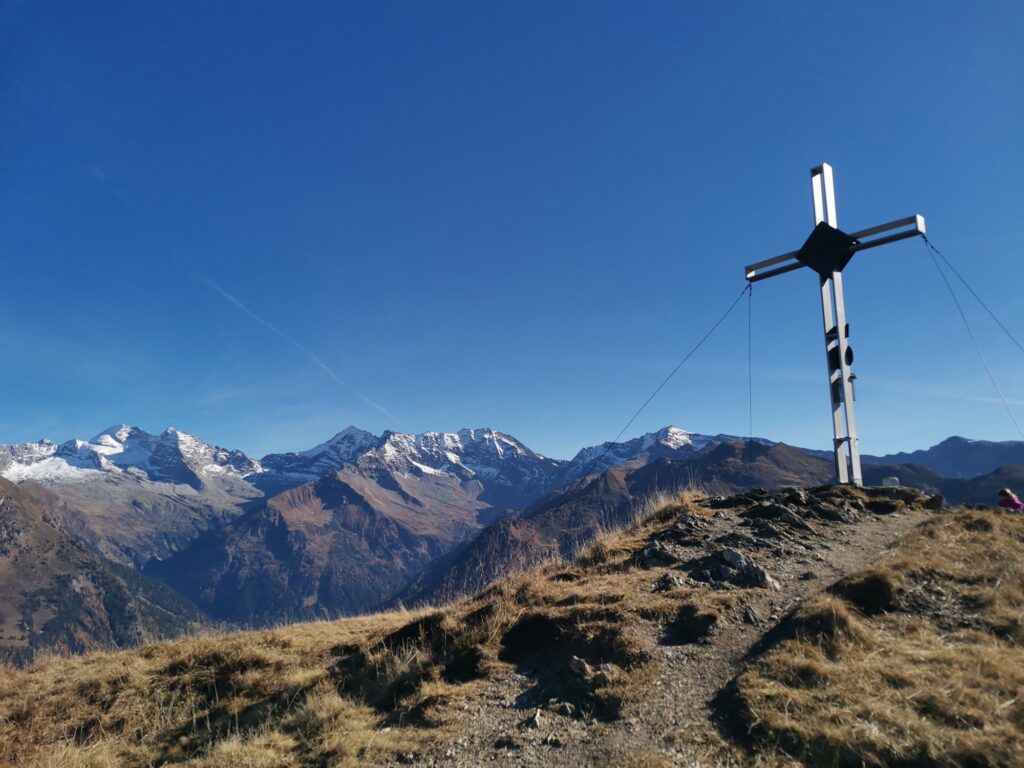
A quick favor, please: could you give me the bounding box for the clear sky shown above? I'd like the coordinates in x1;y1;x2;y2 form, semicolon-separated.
2;1;1023;460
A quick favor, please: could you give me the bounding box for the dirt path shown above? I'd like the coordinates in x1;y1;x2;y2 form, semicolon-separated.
403;498;932;768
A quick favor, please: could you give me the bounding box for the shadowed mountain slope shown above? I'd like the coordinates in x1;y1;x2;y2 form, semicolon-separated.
0;478;206;665
144;464;495;625
34;474;257;567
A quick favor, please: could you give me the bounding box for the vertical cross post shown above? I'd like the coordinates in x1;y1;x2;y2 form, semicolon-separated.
811;165;861;485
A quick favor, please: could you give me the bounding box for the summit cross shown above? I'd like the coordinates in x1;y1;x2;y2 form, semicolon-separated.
744;164;926;486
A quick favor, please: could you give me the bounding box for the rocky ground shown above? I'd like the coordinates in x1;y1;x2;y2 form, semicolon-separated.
386;486;939;767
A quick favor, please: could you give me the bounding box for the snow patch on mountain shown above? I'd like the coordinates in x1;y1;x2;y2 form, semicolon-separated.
1;455;103;482
562;426;719;480
258;427;378;488
0;426;264;489
351;428;564;508
372;428;548;480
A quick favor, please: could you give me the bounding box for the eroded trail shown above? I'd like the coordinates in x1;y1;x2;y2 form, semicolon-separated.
428;488;933;767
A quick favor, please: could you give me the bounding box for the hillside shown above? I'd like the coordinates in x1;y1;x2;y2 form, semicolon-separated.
4;482;1017;767
404;441;836;604
0;478;206;666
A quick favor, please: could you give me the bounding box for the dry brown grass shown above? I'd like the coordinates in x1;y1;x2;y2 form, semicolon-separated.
0;491;730;767
0;613;432;767
735;508;1024;767
574;489;707;568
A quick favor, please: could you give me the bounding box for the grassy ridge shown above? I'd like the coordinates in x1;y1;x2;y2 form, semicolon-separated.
735;508;1024;766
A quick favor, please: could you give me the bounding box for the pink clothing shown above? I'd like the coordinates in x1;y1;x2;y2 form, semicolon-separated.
999;496;1023;511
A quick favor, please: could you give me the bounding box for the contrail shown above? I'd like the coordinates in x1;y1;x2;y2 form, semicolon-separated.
198;275;403;426
869;377;1024;407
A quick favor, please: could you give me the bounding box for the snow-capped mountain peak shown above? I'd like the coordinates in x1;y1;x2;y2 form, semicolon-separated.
303;426;378;457
256;426;379;492
375;428;543;470
364;428;563;507
641;426;699;451
0;425;263;489
561;425;717;480
254;425;557;502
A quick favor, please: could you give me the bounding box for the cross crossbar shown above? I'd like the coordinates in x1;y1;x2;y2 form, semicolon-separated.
745;214;926;283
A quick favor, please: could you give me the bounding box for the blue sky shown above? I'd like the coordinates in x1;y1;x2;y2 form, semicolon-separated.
1;1;1023;460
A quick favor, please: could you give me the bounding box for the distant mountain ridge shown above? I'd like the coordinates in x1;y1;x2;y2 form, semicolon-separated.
0;424;262;492
2;423;1022;567
7;425;1020;497
557;426;779;484
0;424;573;567
0;424;732;504
863;436;1024;479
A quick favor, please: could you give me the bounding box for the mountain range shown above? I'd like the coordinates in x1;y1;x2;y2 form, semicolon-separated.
0;424;707;570
863;436;1024;478
2;422;1022;659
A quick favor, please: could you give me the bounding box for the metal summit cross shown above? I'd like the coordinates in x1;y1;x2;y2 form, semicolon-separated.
744;164;926;486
